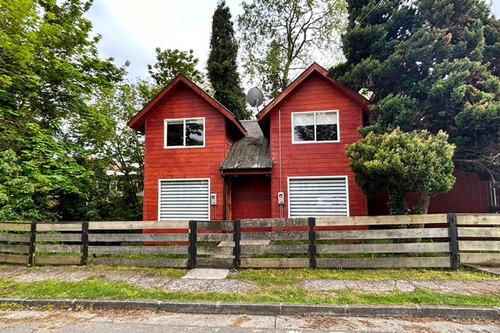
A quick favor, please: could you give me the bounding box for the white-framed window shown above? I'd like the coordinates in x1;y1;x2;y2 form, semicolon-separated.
288;176;349;217
158;178;210;220
164;117;205;148
292;111;339;143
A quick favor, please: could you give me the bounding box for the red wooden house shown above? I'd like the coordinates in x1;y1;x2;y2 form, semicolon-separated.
128;63;493;221
129;63;369;220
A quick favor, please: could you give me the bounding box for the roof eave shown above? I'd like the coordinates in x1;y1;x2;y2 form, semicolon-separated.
128;74;246;136
256;63;370;124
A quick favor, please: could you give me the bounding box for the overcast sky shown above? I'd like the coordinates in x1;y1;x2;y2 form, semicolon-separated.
86;0;243;81
85;0;500;83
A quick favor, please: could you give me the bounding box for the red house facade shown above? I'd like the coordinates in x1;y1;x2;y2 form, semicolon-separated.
129;63;493;221
129;64;370;220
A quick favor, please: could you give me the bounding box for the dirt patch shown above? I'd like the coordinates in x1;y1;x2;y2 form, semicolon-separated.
229;315;250;327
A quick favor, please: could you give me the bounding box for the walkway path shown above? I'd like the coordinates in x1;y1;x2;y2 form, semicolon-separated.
0;266;498;296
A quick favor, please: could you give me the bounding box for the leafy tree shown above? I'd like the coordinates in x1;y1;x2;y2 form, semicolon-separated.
238;0;347;98
147;48;204;89
346;129;456;215
330;0;500;182
207;0;250;119
0;0;124;221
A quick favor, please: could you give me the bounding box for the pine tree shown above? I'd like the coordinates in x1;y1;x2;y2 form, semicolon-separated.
331;0;500;183
207;0;250;119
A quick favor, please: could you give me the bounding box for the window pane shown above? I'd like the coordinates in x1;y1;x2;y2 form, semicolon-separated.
316;112;337;125
167;121;184;146
186;119;204;146
293;113;314;141
317;124;338;141
316;112;338;141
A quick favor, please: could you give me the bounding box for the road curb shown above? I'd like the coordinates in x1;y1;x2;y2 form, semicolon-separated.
0;298;498;319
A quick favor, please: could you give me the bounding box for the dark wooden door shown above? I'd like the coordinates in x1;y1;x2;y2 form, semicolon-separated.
231;175;271;219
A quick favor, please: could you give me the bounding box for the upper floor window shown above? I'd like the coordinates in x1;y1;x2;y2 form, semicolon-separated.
164;118;205;148
292;111;339;143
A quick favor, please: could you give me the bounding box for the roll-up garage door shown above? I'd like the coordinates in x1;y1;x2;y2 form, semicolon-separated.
159;179;210;220
288;177;348;217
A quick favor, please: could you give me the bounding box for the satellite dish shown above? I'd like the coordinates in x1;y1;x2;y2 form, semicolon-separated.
247;87;264;107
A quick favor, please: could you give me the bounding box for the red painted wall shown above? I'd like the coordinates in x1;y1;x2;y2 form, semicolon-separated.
231;175;271;219
368;169;491;215
266;72;368;217
143;83;228;221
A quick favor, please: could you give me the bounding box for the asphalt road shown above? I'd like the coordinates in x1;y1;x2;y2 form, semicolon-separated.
0;309;498;332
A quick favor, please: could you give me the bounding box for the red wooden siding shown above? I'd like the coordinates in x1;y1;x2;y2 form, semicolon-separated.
143;83;227;221
368;169;491;215
225;135;233;157
231;175;271;219
267;72;368;218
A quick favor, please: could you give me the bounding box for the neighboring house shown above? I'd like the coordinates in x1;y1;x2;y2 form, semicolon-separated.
128;63;369;221
128;63;493;221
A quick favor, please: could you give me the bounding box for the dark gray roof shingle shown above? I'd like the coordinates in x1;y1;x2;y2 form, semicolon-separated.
220;120;273;171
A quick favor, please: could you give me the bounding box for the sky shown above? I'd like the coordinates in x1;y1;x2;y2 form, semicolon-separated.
86;0;243;81
86;0;500;83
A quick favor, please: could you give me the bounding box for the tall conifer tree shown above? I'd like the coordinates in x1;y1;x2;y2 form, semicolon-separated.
331;0;500;183
207;0;250;119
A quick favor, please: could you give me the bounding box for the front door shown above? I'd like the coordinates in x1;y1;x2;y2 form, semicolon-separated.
230;175;271;220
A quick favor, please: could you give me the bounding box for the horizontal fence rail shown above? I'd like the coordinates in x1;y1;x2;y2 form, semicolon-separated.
0;214;498;269
456;214;500;266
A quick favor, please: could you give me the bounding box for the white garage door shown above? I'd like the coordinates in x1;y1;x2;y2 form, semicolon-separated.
159;179;210;220
288;177;349;217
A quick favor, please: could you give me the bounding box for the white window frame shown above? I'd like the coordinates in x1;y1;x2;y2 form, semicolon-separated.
164;117;205;149
287;175;350;218
291;110;340;144
157;178;210;221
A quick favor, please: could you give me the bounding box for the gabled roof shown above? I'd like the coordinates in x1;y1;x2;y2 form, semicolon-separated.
128;74;246;135
220;120;273;172
256;63;370;123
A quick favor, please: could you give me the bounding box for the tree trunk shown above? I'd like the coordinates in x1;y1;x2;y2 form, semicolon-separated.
410;192;431;253
415;192;431;214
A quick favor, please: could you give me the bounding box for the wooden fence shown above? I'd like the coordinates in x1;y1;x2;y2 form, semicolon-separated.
0;214;498;269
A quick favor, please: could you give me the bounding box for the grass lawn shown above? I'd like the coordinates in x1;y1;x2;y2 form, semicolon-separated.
0;266;498;307
228;267;499;286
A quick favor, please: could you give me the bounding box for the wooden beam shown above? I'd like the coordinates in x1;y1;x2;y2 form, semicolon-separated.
37;223;82;232
316;214;448;227
316;228;449;240
456;215;500;225
458;227;500;237
89;233;188;243
0;223;31;232
241;258;309;268
316;242;450;254
460;253;500;265
88;245;188;255
88;221;189;230
458;241;500;251
34;256;81;265
316;257;450;268
89;257;188;268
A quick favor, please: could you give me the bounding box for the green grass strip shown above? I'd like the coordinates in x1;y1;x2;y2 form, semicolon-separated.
229;268;499;287
0;278;498;307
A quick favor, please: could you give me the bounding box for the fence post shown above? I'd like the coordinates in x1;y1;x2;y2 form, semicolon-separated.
81;222;89;265
28;222;37;266
188;220;197;269
233;219;241;269
447;213;459;271
308;217;317;269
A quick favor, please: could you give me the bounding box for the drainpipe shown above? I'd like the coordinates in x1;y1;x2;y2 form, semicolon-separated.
279;108;284;219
